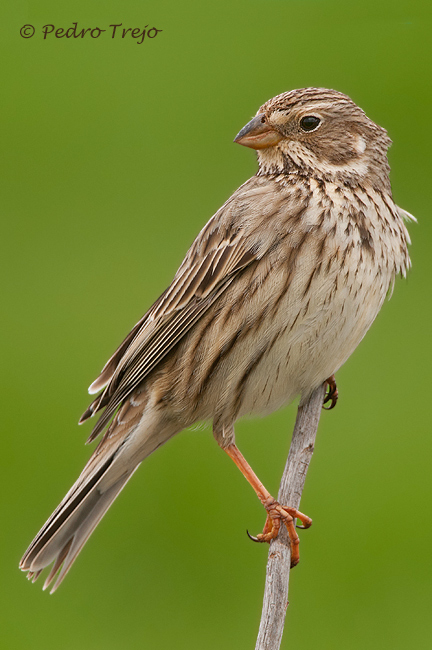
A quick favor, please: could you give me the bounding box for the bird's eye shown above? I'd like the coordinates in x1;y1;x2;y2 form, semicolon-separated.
300;116;321;132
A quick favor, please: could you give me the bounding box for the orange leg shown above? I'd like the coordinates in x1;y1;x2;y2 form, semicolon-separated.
323;374;338;410
224;444;312;567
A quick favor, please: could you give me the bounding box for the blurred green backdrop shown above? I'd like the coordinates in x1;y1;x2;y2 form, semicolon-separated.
1;0;431;648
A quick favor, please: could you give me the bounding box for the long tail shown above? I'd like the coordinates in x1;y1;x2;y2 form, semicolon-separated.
20;409;177;592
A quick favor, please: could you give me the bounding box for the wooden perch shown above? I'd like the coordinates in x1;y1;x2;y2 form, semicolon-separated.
255;382;326;650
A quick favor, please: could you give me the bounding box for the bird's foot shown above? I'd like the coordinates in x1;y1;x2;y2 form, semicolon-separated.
247;497;312;567
323;374;338;410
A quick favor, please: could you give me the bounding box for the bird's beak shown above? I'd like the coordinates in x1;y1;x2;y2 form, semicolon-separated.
234;113;283;150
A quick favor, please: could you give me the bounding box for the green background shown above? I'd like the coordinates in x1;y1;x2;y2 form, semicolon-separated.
2;0;431;648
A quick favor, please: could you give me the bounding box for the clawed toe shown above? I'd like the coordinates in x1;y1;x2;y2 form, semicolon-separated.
246;530;261;542
323;375;338;410
246;499;312;566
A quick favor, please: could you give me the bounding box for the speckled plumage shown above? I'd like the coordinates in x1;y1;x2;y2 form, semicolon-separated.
20;88;413;591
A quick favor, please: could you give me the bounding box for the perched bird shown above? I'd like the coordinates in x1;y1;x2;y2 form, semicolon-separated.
20;88;413;592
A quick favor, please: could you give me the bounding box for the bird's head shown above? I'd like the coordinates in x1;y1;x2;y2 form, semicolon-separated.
234;88;392;188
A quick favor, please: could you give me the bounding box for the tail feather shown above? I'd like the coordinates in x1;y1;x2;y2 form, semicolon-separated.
20;396;180;592
45;468;138;593
19;451;138;593
22;455;114;567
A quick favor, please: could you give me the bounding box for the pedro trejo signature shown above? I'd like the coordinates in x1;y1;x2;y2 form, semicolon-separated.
20;22;162;44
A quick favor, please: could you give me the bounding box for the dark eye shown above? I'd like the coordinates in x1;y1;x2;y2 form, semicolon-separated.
300;116;321;132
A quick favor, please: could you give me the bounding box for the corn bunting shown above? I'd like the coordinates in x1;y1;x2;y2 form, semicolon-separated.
20;88;414;592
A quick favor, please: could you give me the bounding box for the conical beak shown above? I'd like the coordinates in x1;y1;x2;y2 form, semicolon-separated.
234;113;283;150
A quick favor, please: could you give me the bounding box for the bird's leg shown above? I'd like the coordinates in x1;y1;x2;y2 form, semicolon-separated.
323;374;338;409
223;443;312;567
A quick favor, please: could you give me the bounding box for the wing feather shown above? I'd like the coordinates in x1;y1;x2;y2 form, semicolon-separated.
82;225;258;442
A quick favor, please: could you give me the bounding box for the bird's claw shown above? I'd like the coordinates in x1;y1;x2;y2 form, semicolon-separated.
246;529;260;542
323;375;338;410
246;499;312;566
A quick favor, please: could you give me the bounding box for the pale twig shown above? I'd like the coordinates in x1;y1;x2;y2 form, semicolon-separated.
255;383;326;650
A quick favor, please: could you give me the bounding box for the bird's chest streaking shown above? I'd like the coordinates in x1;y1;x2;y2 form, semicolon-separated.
173;176;410;424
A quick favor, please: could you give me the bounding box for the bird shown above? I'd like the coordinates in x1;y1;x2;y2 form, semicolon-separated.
20;87;414;592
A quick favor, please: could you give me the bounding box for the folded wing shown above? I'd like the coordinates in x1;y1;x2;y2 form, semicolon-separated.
80;213;258;442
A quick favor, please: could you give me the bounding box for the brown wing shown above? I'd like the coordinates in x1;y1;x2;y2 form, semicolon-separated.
80;216;257;442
